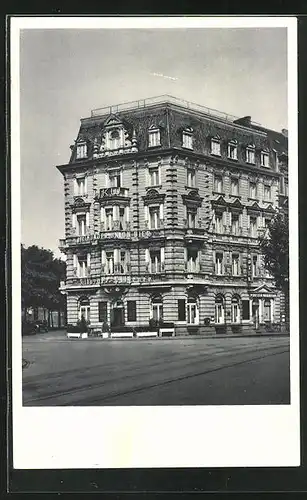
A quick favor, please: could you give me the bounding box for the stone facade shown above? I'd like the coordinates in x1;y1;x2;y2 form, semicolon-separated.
57;96;288;335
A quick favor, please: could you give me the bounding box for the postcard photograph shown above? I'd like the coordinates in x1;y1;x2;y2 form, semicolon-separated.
11;16;300;469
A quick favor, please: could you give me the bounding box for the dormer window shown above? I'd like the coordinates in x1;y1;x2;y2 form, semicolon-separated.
228;141;238;160
211;137;221;156
246;145;255;164
260;151;270;167
182;128;193;149
148;126;161;148
76;142;87;159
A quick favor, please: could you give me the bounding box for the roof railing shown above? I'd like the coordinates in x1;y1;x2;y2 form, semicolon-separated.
90;95;261;126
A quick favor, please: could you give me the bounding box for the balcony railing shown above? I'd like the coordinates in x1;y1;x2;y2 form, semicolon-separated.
99;187;129;198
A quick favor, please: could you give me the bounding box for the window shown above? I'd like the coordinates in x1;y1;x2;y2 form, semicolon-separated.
187;168;196;187
231;213;239;235
182;129;193;149
280;176;285;195
76;143;87;159
106;251;114;274
151;296;163;321
120;251;126;274
76;214;87;236
149;166;160;186
215;295;225;324
150;250;161;273
149;206;160;229
231;296;241;323
215;212;223;234
127;301;137;322
242;300;250;320
148;127;160;147
187;296;198;324
187;248;198;273
119;207;125;230
261;151;270;167
263;299;271;322
77;255;88;278
187;208;197;228
231;178;239;196
228;141;238;160
249;182;257;199
178;299;186;321
264;184;271;201
232;254;240;276
215;252;223;275
98;301;108;323
250;216;257;237
76;177;86;195
214;175;223;193
105;208;113;230
109;170;121;188
246;146;255;164
252;255;258;276
109;129;120;150
211;138;221;156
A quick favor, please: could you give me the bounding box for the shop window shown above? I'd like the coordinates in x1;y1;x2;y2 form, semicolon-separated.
127;301;137;322
215;295;225;324
187;296;198;324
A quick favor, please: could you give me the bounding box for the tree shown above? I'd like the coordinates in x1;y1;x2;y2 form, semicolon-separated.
259;211;289;320
21;245;66;325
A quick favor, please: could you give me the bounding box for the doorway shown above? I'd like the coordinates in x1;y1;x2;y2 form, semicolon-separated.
111;300;125;327
252;299;260;328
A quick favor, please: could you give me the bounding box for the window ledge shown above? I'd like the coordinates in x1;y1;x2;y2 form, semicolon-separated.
146;184;162;190
247;197;259;202
227;156;238;161
148;144;161;149
229;194;242;199
212;191;225;196
210;152;221;157
185;185;199;190
182;145;193;150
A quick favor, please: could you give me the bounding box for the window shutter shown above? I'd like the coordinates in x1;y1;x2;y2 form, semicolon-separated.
101;249;106;271
184;247;188;270
87;253;91;271
178;299;186;321
159;203;164;221
161;247;165;271
144;205;149;225
98;302;108;323
114;249;120;265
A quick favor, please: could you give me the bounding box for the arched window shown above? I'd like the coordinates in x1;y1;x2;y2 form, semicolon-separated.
215;294;225;324
109;129;120;150
151;295;163;322
187;295;199;324
231;295;241;323
78;296;90;322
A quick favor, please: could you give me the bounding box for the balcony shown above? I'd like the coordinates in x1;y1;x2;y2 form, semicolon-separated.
99;187;129;199
139;228;165;239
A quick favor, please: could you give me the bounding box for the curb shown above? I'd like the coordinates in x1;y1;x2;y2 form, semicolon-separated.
65;333;290;341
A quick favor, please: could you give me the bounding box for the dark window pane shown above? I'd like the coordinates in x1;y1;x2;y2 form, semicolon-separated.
98;301;108;323
127;300;137;322
242;300;250;320
178;299;186;321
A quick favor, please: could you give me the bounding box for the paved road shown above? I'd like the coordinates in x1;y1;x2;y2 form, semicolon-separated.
22;332;290;406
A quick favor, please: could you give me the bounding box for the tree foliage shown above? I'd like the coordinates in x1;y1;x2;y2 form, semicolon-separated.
21;245;66;311
259;211;289;294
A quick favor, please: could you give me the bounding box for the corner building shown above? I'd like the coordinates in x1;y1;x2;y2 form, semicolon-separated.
57;96;288;335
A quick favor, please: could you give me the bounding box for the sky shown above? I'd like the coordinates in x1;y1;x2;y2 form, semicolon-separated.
19;26;288;258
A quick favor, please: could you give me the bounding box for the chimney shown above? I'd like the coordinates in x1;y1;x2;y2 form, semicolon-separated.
233;116;252;127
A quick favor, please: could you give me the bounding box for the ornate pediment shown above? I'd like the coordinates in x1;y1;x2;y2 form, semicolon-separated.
229;198;243;209
71;197;91;211
262;203;276;213
182;190;203;207
143;189;165;205
247;201;261;212
250;283;277;297
211;195;227;207
93;114;138;158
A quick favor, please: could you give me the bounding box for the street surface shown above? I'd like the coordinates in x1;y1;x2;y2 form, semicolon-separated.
22;331;290;406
